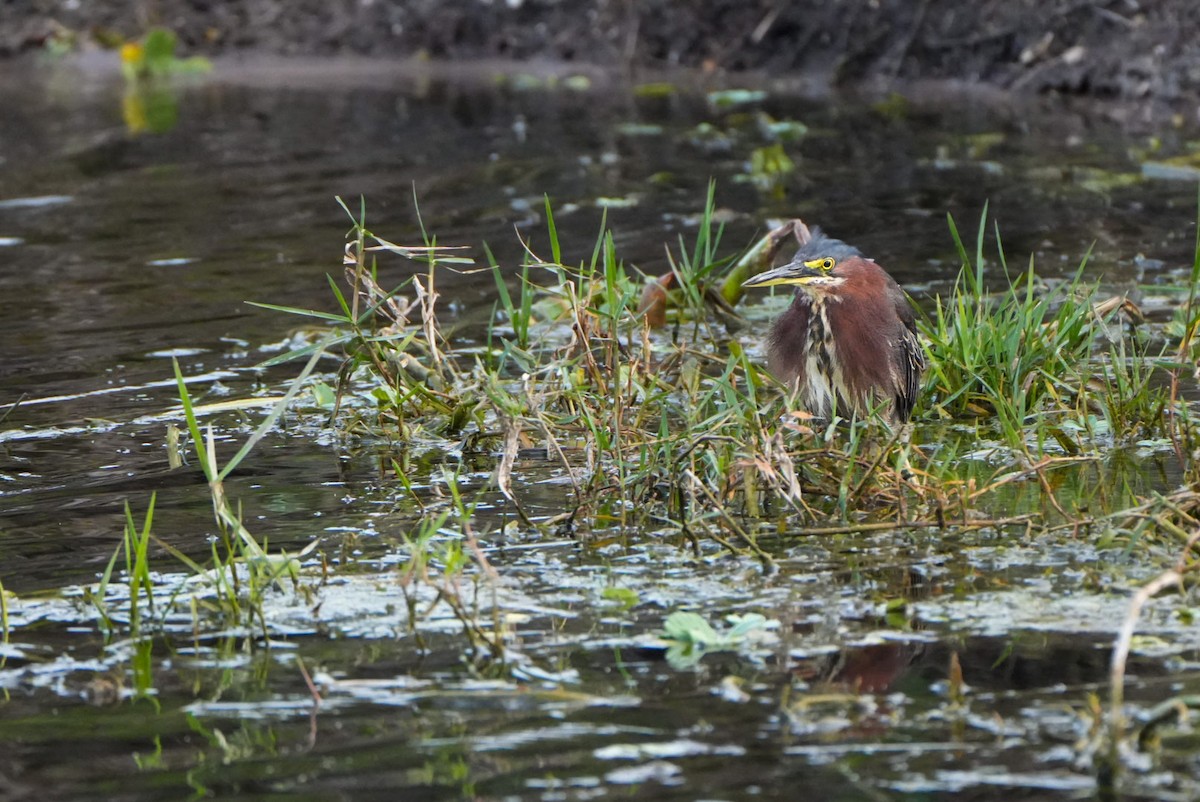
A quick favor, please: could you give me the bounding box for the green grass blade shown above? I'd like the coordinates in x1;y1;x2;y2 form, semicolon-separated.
256;337;345;368
326;274;354;319
246;301;350;324
974;200;989;284
544;195;562;265
217;344;327;482
174;358;213;483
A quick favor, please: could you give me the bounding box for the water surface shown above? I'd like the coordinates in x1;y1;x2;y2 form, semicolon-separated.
2;55;1199;800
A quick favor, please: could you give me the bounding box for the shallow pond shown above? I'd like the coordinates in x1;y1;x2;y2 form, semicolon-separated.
3;55;1200;800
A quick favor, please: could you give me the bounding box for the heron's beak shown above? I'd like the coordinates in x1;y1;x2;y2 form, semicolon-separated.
742;263;821;288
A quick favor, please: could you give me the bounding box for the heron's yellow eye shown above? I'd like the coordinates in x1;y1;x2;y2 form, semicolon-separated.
821;258;835;271
805;257;836;272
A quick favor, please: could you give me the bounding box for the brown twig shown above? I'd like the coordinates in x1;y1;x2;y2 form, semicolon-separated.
685;469;776;570
296;655;322;706
495;416;535;528
845;425;905;506
758;514;1038;540
1108;567;1187;767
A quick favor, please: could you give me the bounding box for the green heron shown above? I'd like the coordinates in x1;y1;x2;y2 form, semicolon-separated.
743;228;925;424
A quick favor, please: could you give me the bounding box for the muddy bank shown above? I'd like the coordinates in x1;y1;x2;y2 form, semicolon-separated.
3;1;1200;110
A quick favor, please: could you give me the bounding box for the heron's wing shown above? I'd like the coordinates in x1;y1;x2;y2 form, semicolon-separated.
893;292;927;423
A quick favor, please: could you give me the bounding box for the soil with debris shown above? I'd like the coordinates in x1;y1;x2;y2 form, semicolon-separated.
3;1;1199;109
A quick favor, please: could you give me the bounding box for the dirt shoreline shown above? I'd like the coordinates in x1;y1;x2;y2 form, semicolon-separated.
4;1;1200;115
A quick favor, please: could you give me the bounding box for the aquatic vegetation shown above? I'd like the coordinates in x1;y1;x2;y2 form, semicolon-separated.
6;182;1200;799
659;610;777;669
118;27;211;134
707;89;767;109
923;205;1104;431
234;191;1200;559
120;28;211;82
742;142;797;195
91;496;158;638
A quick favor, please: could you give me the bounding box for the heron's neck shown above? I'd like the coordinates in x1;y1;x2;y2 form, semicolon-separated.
794;276;845;301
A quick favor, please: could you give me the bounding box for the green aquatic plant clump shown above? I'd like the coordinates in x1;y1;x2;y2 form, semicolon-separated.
922;206;1104;431
120;28;212;81
255;191;1200;546
921;203;1190;457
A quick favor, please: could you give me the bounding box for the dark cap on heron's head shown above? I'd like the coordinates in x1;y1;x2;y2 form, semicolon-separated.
790;227;864;265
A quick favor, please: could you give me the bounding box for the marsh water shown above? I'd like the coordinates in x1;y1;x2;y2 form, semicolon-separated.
4;55;1200;800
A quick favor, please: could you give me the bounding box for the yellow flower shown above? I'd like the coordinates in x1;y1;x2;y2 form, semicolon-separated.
120;41;144;66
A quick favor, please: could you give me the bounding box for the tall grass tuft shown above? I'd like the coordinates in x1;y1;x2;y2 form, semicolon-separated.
921;205;1108;445
169;353;323;629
